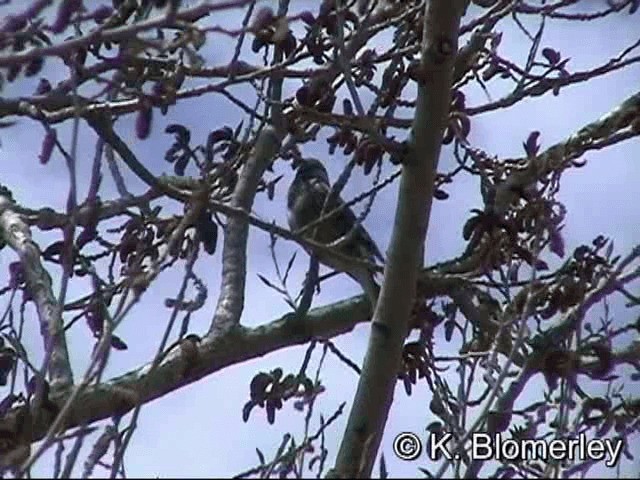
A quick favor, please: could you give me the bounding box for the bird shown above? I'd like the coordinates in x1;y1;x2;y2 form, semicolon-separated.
287;158;384;306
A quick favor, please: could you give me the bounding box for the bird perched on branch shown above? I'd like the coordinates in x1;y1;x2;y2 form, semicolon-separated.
287;158;384;306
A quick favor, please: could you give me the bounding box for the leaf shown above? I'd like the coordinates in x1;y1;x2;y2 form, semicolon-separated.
403;375;412;396
433;189;449;200
281;374;297;392
379;453;388;479
444;320;455;342
534;259;549;271
196;212;218;255
255;448;265;465
605;239;614;259
257;274;287;295
282;252;297;285
419;467;434;478
174;153;189;176
110;335;128;351
302;377;314;395
249;373;271;402
42;240;64;259
165;124;191;144
507;263;519;282
541;47;561;65
39;128;57;165
135;106;153;140
266;400;276;424
430;397;445;416
523;131;541;158
251;6;275;31
462;215;480;241
51;0;83;34
234;120;244;140
442;301;457;318
207;127;233;146
242;401;254;422
0;349;16;386
549;227;565;258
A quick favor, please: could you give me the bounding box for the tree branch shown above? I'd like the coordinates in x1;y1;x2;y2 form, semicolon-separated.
493;90;640;216
0;195;73;390
0;295;371;457
0;0;256;68
209;127;281;334
331;1;467;477
0;260;473;460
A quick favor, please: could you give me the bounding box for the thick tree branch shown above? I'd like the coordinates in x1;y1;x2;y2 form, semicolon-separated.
331;2;467;477
0;195;73;390
0;265;470;460
209;127;281;334
1;243;631;464
429;91;640;276
0;295;371;457
493;91;640;216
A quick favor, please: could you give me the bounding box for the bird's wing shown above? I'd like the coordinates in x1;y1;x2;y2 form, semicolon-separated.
297;177;385;265
323;189;384;265
337;202;385;264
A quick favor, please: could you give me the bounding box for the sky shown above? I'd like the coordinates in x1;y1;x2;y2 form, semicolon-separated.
0;0;639;478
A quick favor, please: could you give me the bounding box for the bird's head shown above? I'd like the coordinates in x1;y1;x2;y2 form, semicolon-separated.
291;158;330;185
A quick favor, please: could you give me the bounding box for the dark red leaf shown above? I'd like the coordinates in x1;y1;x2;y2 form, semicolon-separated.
434;189;449;200
110;335;128;351
300;10;315;26
523;131;540;158
39;129;57;165
51;0;82;34
542;47;561;65
242;401;254;422
444;320;455;342
135;105;153;140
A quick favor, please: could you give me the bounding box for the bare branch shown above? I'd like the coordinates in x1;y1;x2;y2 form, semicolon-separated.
0;194;73;390
0;1;256;68
493;91;640;216
0;294;372;456
209;127;281;334
331;1;467;477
